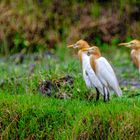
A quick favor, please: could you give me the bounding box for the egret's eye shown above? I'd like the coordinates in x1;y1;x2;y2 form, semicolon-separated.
76;43;79;46
87;52;90;56
130;42;134;45
90;48;95;52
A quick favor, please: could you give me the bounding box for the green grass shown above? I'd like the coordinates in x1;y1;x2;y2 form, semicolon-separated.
0;45;140;139
0;93;140;139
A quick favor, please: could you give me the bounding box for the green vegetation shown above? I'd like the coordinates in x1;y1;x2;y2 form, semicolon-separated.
1;94;140;139
0;43;140;139
1;0;140;55
1;0;140;139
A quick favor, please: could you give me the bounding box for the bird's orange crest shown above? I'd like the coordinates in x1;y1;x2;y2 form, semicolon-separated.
87;46;101;58
67;39;91;63
67;39;90;49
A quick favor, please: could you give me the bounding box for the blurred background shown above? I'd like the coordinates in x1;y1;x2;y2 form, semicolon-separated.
0;0;140;56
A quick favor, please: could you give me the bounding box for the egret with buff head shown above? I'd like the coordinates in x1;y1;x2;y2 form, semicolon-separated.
82;46;122;101
119;39;140;74
68;40;106;101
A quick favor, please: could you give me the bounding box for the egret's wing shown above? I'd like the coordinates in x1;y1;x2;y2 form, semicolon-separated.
85;64;104;95
82;54;95;88
83;69;92;88
96;57;122;96
82;53;104;95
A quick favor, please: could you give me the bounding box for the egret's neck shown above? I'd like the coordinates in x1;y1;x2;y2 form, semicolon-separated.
90;54;99;72
131;48;140;55
131;46;140;50
78;50;83;64
93;51;101;59
78;50;89;67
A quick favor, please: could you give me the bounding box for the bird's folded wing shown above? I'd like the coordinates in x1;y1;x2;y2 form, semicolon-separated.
95;57;122;96
96;57;119;86
85;65;103;88
83;69;92;88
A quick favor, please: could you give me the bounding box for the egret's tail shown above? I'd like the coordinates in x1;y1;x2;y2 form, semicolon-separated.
98;87;104;96
104;87;108;100
116;87;122;97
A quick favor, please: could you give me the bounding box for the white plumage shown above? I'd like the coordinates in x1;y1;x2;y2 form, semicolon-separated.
95;57;122;97
67;39;122;101
82;53;104;96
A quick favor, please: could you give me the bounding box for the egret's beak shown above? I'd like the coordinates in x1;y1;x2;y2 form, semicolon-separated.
67;44;78;49
67;44;74;48
118;42;131;47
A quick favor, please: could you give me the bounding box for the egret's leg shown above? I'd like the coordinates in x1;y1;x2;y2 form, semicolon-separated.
95;88;100;101
103;87;106;102
103;87;108;102
107;88;110;101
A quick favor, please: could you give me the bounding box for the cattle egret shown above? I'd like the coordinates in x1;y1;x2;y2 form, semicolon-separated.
67;40;105;101
84;46;122;100
119;39;140;73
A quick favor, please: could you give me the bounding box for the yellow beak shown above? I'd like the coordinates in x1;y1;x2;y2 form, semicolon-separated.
67;44;74;48
118;42;130;47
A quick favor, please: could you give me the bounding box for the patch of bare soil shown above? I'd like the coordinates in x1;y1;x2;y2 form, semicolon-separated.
38;75;74;99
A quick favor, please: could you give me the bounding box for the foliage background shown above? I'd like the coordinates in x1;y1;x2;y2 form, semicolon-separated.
1;0;140;55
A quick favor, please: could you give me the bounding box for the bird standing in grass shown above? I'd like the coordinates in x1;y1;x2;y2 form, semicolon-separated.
119;39;140;74
83;46;122;100
67;40;104;101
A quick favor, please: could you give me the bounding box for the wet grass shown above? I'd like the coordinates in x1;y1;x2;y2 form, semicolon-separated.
0;45;140;139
